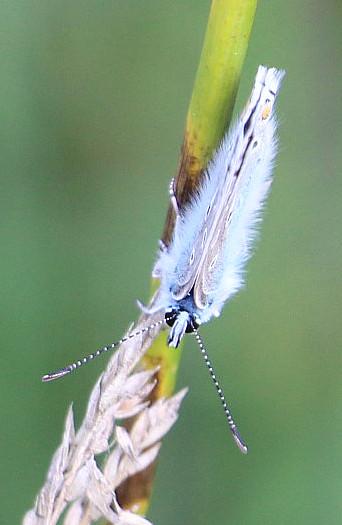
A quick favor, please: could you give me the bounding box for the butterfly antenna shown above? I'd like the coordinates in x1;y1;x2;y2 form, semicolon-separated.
193;329;248;454
42;318;165;382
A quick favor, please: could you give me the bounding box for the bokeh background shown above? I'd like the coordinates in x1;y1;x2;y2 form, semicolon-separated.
2;1;341;523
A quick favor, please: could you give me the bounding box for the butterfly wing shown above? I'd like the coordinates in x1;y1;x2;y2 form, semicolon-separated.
157;66;284;321
192;66;285;317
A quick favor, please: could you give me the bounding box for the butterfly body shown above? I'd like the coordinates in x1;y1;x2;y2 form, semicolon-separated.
147;66;285;347
43;66;285;454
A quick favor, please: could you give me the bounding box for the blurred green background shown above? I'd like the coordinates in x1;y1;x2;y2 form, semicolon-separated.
2;1;341;523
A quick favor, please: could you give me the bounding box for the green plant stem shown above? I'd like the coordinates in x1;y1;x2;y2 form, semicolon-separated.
117;0;257;516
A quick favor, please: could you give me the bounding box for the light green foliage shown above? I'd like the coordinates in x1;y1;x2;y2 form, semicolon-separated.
1;2;342;524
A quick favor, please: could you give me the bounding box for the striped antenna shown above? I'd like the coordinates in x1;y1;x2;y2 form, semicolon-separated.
193;329;248;454
42;319;165;382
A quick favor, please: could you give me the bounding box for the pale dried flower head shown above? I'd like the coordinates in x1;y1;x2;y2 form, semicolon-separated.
23;311;187;525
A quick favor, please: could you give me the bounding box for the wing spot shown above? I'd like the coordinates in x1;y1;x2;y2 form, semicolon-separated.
226;212;232;226
262;100;272;120
202;228;208;248
243;113;253;136
209;254;218;270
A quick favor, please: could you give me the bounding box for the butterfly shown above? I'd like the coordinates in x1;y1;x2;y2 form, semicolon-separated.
43;66;285;453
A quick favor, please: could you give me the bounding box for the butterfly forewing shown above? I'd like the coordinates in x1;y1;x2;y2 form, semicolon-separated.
187;67;276;309
193;67;284;313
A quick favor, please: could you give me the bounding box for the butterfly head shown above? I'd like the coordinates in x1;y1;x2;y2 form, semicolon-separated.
165;308;200;348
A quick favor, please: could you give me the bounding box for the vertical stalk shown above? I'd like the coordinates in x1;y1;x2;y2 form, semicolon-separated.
117;0;257;515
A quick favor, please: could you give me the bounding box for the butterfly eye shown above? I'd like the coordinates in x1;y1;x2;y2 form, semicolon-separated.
185;315;200;333
189;249;195;265
165;309;177;327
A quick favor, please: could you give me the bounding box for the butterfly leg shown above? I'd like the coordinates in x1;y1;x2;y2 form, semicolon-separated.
151;178;179;279
169;177;180;216
136;298;164;314
136;298;153;313
151;240;167;278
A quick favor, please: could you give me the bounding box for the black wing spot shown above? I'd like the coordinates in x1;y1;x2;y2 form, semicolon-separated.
243;112;253;136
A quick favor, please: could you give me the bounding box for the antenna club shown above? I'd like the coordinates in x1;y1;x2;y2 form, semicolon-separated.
42;368;72;382
232;430;248;454
193;329;248;454
41;318;165;383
